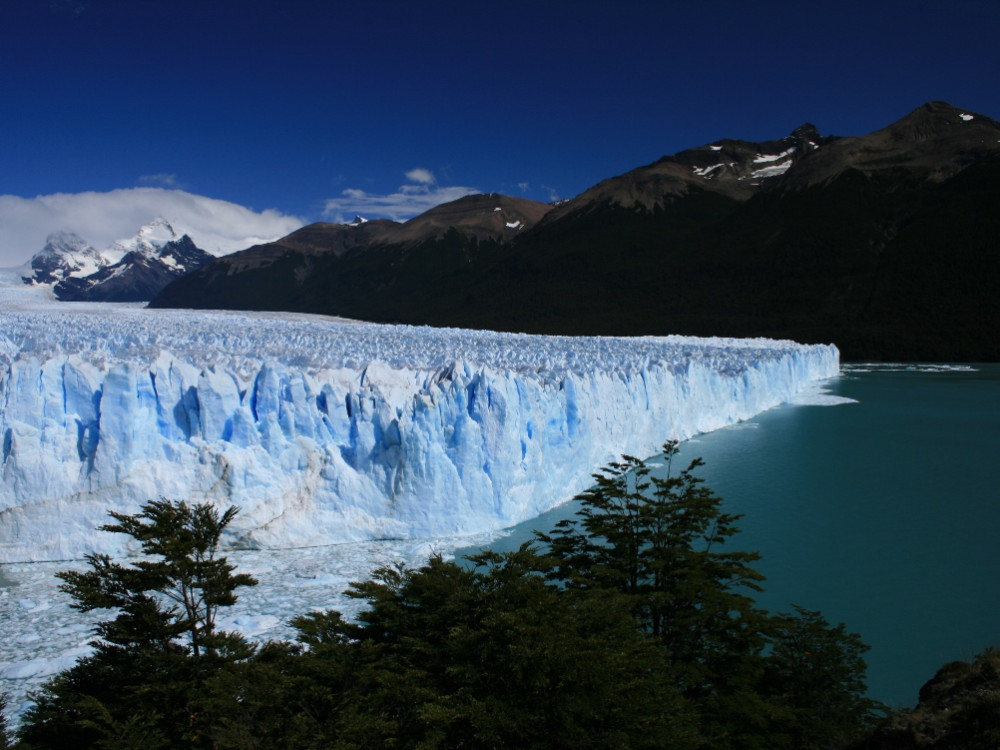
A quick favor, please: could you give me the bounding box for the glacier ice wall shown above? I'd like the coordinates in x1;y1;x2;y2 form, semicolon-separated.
0;305;839;562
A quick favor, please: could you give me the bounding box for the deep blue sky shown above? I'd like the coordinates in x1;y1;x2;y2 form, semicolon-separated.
2;0;1000;263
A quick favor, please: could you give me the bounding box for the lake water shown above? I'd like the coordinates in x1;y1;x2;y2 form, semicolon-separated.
460;363;1000;708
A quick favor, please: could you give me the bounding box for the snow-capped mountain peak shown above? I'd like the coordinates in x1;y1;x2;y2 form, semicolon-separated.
21;218;214;302
40;230;94;256
107;217;181;261
21;231;106;285
140;216;179;241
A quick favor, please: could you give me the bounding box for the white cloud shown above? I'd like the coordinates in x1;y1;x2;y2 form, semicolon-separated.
0;188;305;267
404;167;436;185
323;171;479;223
541;184;561;202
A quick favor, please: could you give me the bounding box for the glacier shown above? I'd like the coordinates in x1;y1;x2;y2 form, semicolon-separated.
0;279;838;563
0;275;841;720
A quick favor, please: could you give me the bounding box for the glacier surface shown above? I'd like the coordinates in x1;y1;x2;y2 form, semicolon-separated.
0;277;838;563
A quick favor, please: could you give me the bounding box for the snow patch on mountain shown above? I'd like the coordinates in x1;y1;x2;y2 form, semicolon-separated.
753;147;797;164
751;160;794;179
693;163;725;177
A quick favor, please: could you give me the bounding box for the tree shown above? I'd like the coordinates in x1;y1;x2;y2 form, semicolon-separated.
761;605;883;749
58;500;257;659
537;442;769;692
537;442;848;749
18;500;257;749
0;693;11;750
285;547;699;749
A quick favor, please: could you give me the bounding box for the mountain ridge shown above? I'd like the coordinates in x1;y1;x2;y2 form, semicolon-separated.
144;101;1000;360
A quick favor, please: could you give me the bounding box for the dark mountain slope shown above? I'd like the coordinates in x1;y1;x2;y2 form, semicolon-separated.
852;153;1000;360
537;121;828;225
433;156;1000;360
782;100;1000;188
161;219;405;311
152;195;550;314
386;193;552;244
413;187;746;336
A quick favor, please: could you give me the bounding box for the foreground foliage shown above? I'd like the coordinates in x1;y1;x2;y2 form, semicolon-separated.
17;501;256;749
17;447;889;748
536;444;881;749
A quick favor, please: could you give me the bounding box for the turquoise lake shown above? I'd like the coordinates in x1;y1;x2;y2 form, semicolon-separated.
461;363;1000;708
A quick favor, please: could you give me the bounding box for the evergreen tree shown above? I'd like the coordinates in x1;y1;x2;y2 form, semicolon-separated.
58;500;257;659
285;548;699;749
761;605;883;749
17;500;256;749
0;693;11;750
537;443;769;688
535;441;849;749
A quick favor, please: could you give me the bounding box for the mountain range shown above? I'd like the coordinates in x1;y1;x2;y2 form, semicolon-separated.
22;218;214;302
130;103;1000;359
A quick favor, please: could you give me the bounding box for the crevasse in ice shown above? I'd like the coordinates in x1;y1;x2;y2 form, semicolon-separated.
0;304;839;563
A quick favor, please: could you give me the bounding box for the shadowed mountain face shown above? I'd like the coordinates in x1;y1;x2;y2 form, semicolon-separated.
151;194;554;316
151;102;1000;361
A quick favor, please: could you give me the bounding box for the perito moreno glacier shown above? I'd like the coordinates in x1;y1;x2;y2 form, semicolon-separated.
0;280;839;563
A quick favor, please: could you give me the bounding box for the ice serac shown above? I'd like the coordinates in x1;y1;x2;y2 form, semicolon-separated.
0;306;839;562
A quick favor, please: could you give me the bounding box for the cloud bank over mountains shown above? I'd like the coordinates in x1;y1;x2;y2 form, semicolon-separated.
323;168;479;223
0;171;487;267
0;188;305;267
